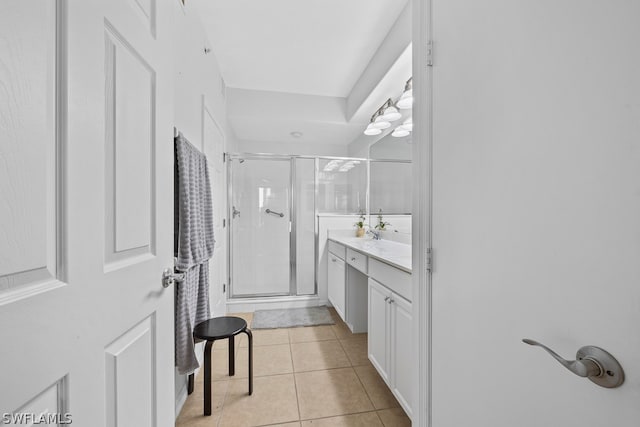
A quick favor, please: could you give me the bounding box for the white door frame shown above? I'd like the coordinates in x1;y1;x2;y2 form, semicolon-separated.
412;0;432;426
201;95;227;316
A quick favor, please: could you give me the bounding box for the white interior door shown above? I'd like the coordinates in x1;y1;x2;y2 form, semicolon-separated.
202;102;227;316
0;0;175;425
429;1;640;425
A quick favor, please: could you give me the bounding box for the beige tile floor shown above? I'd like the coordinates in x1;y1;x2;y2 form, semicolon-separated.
176;309;411;427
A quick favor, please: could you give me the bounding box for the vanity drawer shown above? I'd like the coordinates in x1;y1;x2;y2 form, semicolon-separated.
346;248;368;274
328;241;346;260
369;258;412;301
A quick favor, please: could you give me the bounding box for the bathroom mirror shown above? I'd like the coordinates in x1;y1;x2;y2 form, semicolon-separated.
317;158;367;214
369;131;412;161
369;131;412;220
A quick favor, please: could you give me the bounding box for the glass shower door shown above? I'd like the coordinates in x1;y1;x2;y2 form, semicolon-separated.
230;158;291;297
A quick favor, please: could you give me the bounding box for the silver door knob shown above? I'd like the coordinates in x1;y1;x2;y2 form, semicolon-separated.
522;338;624;388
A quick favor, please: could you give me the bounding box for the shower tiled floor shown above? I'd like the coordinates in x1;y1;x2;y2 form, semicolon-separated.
176;308;411;427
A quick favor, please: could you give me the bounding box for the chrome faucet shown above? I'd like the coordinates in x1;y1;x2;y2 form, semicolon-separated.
367;229;382;240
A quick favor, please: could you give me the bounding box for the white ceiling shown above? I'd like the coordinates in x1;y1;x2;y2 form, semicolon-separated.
191;0;411;147
192;0;408;97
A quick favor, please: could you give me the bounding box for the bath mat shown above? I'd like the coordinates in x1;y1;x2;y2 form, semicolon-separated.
251;306;335;329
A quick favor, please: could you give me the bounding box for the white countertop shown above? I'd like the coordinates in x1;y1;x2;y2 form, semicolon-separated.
328;234;412;273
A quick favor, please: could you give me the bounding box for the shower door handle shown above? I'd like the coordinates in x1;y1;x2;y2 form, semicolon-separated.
265;209;284;218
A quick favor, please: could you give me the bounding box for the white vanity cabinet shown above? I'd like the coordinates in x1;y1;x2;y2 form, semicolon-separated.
327;242;346;321
327;236;413;419
368;278;392;383
390;291;413;416
368;273;413;418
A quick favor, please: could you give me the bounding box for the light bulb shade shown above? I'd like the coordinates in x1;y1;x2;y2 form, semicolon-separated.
381;105;402;121
372;115;391;129
398;117;413;131
392;128;410;138
364;127;382;136
396;89;413;109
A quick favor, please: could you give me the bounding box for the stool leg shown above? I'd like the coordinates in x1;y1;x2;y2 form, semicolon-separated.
203;340;214;416
228;335;235;376
244;328;253;395
187;373;194;395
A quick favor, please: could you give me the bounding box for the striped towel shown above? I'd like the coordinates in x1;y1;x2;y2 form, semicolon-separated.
174;133;215;375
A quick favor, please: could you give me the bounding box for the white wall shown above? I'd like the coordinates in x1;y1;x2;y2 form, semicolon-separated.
429;1;640;426
171;0;229;415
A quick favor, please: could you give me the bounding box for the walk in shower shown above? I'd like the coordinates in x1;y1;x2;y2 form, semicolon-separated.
227;154;370;299
228;155;318;298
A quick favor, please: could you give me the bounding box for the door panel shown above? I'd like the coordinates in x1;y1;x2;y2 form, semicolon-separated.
327;254;346;320
0;1;58;293
104;22;155;267
391;294;413;417
368;278;391;383
0;0;175;425
230;158;291;296
431;1;640;425
105;316;155;427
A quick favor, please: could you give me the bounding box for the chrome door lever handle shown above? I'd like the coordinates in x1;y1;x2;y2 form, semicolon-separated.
162;268;186;288
522;338;624;388
523;339;600;377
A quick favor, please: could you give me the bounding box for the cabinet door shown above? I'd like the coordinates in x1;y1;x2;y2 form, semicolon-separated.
328;254;346;321
391;293;413;417
368;278;391;384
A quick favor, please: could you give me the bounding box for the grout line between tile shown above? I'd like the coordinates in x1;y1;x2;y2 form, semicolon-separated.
293;365;355;375
298;407;382;422
288;341;302;423
374;409;386;427
340;341;376;410
336;336;354;367
297;409;383;424
352;364;380;411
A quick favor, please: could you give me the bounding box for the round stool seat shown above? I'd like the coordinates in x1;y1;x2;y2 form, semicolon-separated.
194;316;247;341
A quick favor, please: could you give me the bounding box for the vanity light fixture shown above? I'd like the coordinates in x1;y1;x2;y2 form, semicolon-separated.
372;114;391;130
396;77;413;110
381;98;402;122
363;109;387;135
364;123;382;136
391;128;410;138
397;117;413;132
362;77;413;136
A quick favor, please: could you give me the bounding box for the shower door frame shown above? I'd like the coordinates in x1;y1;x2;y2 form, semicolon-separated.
227;153;370;300
227;154;296;298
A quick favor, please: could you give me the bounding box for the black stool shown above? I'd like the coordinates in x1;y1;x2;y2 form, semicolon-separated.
191;316;253;416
